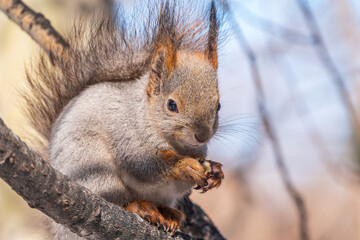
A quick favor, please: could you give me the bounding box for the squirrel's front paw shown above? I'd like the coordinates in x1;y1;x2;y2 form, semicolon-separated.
194;160;224;193
173;158;207;187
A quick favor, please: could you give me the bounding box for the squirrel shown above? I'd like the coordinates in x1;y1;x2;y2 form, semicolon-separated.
24;0;224;238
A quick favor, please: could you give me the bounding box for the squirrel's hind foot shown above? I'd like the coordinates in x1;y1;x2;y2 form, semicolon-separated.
125;200;184;234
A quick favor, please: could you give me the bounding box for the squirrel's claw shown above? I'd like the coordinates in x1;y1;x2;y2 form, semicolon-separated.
194;159;224;193
125;200;184;233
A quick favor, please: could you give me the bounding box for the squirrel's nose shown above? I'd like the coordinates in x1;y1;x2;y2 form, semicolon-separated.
195;126;210;143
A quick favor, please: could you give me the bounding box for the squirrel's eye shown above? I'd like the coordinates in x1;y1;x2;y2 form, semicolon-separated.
217;103;221;112
168;99;178;113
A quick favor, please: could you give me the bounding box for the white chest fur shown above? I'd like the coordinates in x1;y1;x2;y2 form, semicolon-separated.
121;171;191;207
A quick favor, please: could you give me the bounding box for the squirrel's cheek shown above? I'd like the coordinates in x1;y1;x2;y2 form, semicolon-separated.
173;129;185;141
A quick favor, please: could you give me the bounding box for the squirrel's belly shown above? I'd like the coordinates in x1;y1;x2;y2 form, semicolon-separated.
123;171;191;207
142;181;192;207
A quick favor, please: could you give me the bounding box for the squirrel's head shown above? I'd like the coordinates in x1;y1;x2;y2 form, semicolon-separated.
146;1;220;151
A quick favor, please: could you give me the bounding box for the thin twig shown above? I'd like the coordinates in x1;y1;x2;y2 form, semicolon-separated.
223;1;310;239
268;47;360;186
296;0;360;144
235;2;314;45
0;0;69;57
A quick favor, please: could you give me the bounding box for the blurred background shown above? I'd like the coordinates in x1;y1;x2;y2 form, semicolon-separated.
1;0;360;239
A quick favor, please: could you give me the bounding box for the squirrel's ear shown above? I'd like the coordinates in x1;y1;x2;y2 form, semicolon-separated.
147;1;177;97
205;1;219;70
147;39;177;97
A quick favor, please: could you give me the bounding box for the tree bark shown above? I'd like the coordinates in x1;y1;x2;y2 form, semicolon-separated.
0;118;224;240
0;0;68;57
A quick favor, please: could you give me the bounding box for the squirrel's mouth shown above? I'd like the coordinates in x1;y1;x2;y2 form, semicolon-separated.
175;126;213;149
189;144;200;148
175;139;201;150
182;139;207;149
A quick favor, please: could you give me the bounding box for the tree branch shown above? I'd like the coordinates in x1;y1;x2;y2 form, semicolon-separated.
268;50;360;186
296;0;360;144
0;0;69;57
178;197;225;240
235;2;314;45
223;1;311;240
0;118;223;240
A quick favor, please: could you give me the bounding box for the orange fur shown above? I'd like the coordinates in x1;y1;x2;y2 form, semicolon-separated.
170;158;206;186
206;0;219;70
147;42;177;97
157;150;181;163
158;151;210;188
163;44;177;75
125;200;184;232
205;47;218;70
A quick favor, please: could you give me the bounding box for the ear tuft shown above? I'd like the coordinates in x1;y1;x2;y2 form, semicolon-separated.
158;38;177;75
147;2;178;97
205;0;219;70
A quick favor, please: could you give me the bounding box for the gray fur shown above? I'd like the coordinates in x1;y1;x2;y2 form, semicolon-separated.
49;56;218;239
